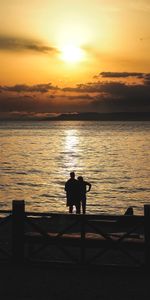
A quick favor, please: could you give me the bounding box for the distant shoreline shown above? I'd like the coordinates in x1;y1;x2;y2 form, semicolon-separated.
0;112;150;122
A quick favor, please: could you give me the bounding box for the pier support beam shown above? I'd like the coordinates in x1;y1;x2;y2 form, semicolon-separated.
80;215;86;264
144;205;150;268
12;200;25;263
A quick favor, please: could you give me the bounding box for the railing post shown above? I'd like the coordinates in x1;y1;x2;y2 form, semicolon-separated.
12;200;25;263
144;205;150;268
80;214;86;264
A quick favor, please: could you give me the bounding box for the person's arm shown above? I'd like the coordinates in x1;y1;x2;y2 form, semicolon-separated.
65;181;68;191
86;182;91;192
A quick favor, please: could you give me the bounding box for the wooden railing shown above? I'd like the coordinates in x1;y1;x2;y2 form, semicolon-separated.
0;201;150;268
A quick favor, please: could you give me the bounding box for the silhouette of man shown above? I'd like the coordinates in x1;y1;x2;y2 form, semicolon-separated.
78;176;91;214
65;172;80;213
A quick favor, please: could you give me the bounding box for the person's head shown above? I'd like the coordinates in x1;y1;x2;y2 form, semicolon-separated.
124;206;134;216
78;176;83;182
70;171;75;179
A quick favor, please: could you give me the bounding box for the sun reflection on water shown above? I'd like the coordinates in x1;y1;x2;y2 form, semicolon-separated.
64;130;79;170
65;130;78;151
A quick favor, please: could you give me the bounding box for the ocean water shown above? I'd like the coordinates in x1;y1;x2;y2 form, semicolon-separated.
0;121;150;215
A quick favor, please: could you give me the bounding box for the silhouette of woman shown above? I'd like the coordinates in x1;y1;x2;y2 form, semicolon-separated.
77;176;91;214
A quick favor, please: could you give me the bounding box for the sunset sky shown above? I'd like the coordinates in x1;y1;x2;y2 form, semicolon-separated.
0;0;150;119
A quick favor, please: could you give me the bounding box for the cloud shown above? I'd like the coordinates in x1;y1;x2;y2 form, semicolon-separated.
90;83;150;112
144;74;150;85
0;95;36;112
62;80;150;112
0;35;59;54
0;92;93;115
145;74;150;80
0;83;59;93
63;82;129;93
67;94;93;100
62;83;103;93
99;72;144;78
0;74;150;118
0;93;62;114
48;94;56;99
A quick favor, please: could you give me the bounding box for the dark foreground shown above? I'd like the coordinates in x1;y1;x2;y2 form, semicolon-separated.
0;263;150;300
0;203;150;299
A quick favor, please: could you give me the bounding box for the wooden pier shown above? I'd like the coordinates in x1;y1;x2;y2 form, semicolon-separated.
0;200;150;269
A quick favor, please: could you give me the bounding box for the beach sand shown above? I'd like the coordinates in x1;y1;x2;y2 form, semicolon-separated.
0;263;150;300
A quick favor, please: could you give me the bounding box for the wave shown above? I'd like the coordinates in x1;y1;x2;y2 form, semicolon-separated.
40;194;56;198
17;182;43;187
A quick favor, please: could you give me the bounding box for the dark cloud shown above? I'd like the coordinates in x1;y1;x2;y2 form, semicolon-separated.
62;81;150;112
90;83;150;112
0;95;36;112
0;83;59;93
144;74;150;85
63;82;128;93
63;80;150;96
99;72;144;78
0;35;59;54
62;83;103;93
0;93;92;115
145;74;150;80
68;94;93;100
48;94;56;99
0;93;61;113
0;76;150;117
56;94;92;100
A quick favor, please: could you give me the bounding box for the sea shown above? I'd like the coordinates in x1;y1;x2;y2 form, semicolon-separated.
0;121;150;215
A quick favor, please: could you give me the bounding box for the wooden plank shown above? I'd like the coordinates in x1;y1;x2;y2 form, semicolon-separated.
24;231;144;251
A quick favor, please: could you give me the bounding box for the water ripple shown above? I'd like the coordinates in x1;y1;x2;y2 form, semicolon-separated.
0;121;150;215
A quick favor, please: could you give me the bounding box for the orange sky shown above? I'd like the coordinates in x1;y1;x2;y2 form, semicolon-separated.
0;0;150;118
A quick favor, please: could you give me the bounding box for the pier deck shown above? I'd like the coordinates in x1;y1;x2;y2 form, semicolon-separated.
1;201;149;268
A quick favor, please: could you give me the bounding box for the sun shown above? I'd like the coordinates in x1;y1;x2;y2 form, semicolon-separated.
60;45;84;64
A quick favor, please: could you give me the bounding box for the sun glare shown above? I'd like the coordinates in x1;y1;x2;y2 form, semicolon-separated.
60;45;84;63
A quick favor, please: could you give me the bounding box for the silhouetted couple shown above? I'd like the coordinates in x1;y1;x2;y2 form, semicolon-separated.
65;172;91;214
